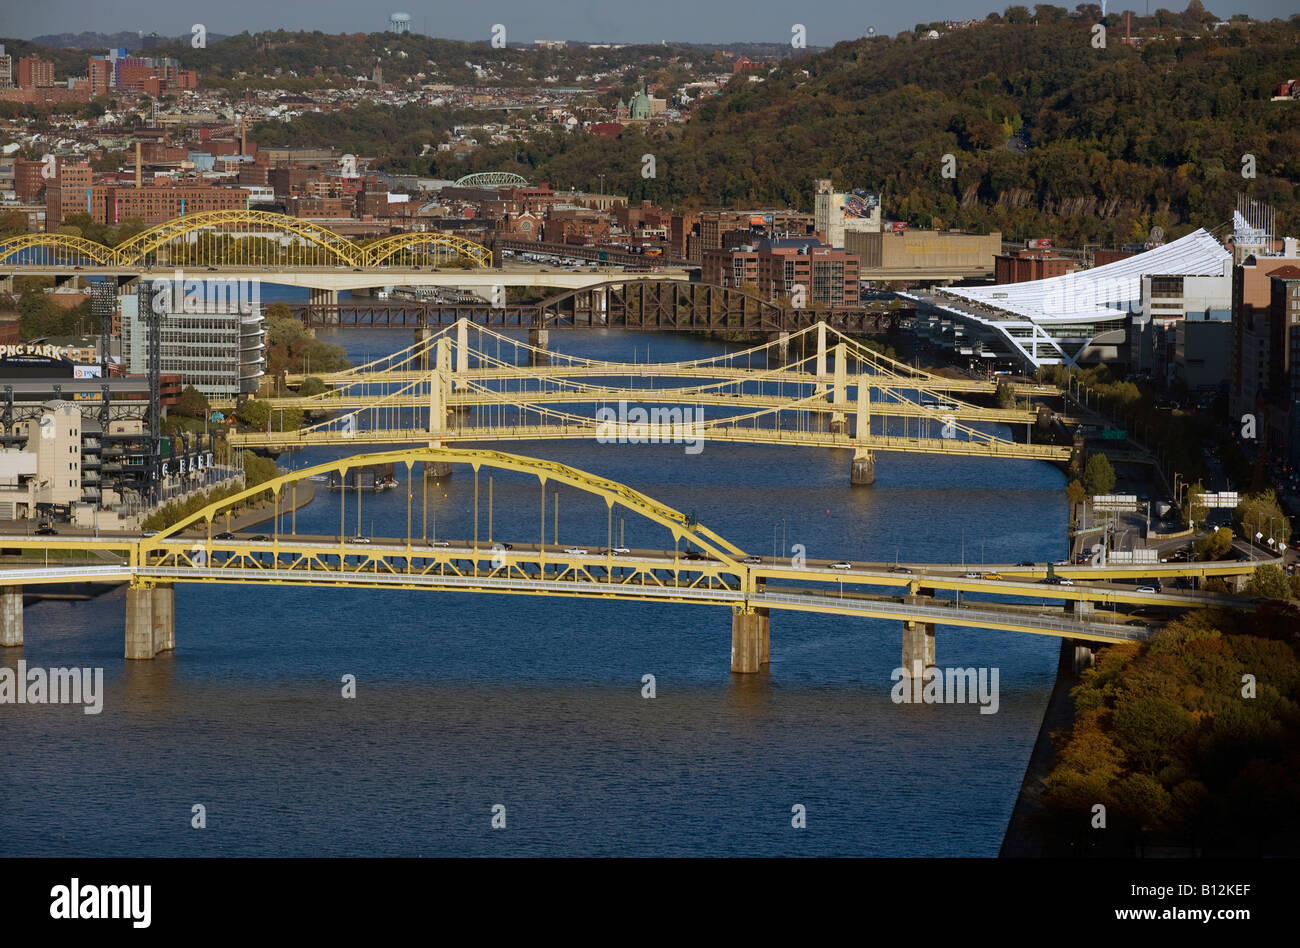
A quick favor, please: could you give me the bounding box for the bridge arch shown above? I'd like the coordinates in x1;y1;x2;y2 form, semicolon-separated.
361;232;492;269
142;446;746;564
0;233;118;268
453;171;530;189
111;209;364;268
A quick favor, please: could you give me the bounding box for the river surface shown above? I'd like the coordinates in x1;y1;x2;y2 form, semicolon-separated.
1;316;1067;857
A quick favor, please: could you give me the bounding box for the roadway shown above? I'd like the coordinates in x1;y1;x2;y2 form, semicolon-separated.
5;264;694;293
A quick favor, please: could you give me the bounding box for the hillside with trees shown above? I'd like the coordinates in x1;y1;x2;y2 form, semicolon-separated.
438;6;1300;243
1033;603;1300;855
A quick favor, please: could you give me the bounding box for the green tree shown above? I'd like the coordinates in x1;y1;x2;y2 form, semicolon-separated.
1193;526;1234;562
1082;454;1116;497
1244;564;1293;600
1183;481;1209;526
297;376;327;397
1234;491;1291;547
174;385;210;418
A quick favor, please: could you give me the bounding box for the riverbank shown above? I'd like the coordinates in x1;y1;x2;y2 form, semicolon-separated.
999;638;1081;857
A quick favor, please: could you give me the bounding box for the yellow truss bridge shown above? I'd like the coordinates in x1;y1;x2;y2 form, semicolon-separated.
0;448;1271;671
233;320;1077;482
0;209;494;270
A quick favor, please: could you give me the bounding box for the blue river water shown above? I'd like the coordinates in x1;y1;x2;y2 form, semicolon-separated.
1;318;1067;857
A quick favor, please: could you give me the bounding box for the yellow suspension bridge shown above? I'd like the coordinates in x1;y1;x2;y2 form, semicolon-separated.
229;321;1078;484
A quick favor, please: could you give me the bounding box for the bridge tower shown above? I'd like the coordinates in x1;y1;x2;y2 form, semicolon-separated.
851;373;875;486
454;317;470;391
815;321;828;396
830;342;849;433
425;338;453;478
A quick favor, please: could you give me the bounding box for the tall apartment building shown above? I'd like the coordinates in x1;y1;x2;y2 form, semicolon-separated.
13;158;48;202
121;288;265;398
44;161;93;231
17;55;55;89
1229;246;1300;426
0;45;13;88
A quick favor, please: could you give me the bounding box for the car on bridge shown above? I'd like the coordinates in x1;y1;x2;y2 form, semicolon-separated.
347;536;371;545
564;547;588;555
889;565;913;574
214;531;235;540
830;561;853;570
35;524;57;535
611;547;631;555
963;571;982;579
1136;585;1157;594
743;555;762;565
982;571;1003;580
430;540;451;548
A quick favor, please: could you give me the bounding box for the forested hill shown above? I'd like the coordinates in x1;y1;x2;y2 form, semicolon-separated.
442;15;1300;244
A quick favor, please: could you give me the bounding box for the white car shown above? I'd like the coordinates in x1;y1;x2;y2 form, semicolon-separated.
1056;577;1075;586
347;536;371;545
830;561;853;570
1136;585;1157;594
430;540;451;548
564;547;588;555
610;547;631;555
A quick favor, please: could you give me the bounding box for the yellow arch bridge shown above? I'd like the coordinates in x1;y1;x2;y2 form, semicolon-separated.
0;209;494;270
0;448;1269;672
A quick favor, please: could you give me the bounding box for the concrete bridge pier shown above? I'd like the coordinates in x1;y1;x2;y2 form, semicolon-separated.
528;328;550;366
901;607;937;677
125;583;175;660
1072;643;1095;676
851;448;876;486
768;331;791;368
1;586;22;647
731;606;770;674
309;287;339;308
414;326;434;371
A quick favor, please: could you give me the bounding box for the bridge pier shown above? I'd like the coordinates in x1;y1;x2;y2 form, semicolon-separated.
1071;643;1095;676
731;606;770;674
424;460;453;479
414;326;434;371
125;583;175;660
851;448;876;486
768;331;790;368
309;287;339;309
1;586;22;647
528;328;550;366
901;603;937;676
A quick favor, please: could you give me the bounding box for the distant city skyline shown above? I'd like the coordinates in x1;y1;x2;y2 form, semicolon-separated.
1;0;1296;45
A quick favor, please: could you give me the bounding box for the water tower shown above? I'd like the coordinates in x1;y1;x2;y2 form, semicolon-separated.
390;12;412;34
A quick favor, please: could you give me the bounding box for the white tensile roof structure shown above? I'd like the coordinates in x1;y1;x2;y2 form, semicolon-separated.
931;228;1232;367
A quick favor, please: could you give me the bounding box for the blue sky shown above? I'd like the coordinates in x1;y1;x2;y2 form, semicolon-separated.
0;0;1295;44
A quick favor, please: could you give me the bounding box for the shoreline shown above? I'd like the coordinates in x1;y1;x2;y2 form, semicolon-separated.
999;638;1080;857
